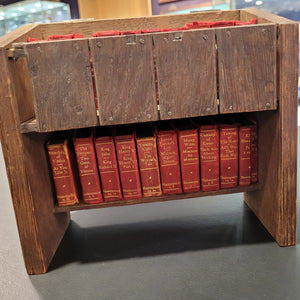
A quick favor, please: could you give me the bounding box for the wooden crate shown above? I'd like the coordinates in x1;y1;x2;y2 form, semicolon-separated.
0;8;298;274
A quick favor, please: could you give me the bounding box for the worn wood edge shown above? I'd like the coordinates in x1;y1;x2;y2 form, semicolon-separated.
240;8;298;25
0;49;47;274
38;10;241;39
0;24;41;48
54;183;261;213
20;118;38;133
277;23;298;246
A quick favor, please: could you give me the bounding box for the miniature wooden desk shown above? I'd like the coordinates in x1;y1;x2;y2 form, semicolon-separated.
0;8;298;274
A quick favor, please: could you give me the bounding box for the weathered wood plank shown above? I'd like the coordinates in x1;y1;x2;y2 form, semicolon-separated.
244;22;298;246
54;182;261;213
217;24;277;113
40;10;240;38
90;35;158;125
0;48;70;274
22;39;98;132
154;29;217;119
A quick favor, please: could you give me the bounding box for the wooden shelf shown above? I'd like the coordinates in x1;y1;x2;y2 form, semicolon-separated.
54;183;260;213
0;8;297;275
20;118;38;133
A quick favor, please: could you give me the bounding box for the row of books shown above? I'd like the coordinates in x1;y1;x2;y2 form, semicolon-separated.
46;118;258;207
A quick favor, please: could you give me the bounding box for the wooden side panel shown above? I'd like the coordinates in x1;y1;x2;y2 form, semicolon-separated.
24;39;98;132
22;133;70;270
154;29;217;120
244;23;298;246
40;10;240;38
217;24;277;113
0;48;70;274
90;35;158;125
8;58;35;123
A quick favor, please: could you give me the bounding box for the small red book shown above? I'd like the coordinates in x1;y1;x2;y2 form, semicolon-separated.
174;119;200;193
47;135;81;206
199;124;220;191
73;129;103;204
136;125;162;197
94;127;122;201
219;124;239;189
114;126;142;200
156;122;182;195
250;123;258;183
239;125;251;186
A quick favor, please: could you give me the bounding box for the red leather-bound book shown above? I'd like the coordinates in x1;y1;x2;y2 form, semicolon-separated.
199;124;220;191
156;122;182;195
94;127;122;201
174;119;200;193
136;125;162;197
219;124;239;189
114;126;142;200
250;123;258;183
73;129;103;204
239;126;251;186
47;135;81;206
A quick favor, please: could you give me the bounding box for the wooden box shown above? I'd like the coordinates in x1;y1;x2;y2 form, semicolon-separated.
0;8;298;274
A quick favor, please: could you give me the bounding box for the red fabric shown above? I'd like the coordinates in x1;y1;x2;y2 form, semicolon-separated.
199;125;220;191
178;128;200;193
73;132;103;204
141;28;161;33
219;124;239;189
94;135;122;201
47;33;84;40
239;127;251;186
121;30;142;35
93;31;120;37
156;129;182;195
47;139;81;206
114;134;142;200
27;37;41;42
136;136;162;197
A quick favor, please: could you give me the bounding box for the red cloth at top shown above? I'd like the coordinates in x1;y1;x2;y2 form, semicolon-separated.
47;33;84;41
93;31;120;37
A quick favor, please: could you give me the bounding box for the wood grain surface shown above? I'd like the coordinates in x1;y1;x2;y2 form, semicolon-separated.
154;29;217;120
23;39;98;132
54;183;260;213
217;24;277;113
0;48;70;274
244;18;298;246
39;10;239;39
90;35;158;125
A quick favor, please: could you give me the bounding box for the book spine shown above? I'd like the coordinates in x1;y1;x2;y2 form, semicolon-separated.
219;125;238;188
178;129;200;192
47;142;80;206
74;138;103;204
250;124;258;183
136;137;162;197
94;136;122;201
199;125;220;191
239;127;251;186
157;131;182;194
115;135;142;200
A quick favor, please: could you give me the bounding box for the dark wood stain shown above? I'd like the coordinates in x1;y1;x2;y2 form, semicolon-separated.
24;39;98;132
90;35;158;125
217;24;277;113
154;29;217;120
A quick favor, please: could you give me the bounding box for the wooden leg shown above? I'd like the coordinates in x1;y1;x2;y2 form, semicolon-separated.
244;23;298;246
0;49;70;274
